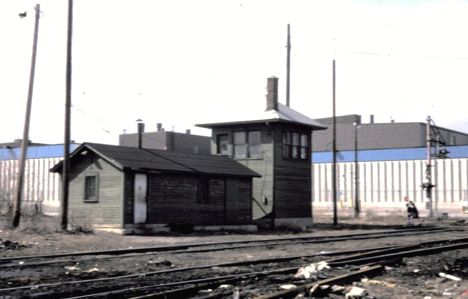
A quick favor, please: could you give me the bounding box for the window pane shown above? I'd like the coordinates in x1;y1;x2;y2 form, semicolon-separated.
248;131;261;144
300;147;307;159
85;176;96;199
234;132;246;145
248;131;261;158
198;178;209;202
217;134;230;155
292;133;300;145
234;144;247;159
283;132;291;145
300;134;308;159
249;144;261;158
283;144;291;158
292;146;299;159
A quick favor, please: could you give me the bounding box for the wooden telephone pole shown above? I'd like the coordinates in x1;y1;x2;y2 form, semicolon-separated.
286;24;291;107
12;4;41;228
61;0;73;230
332;59;338;226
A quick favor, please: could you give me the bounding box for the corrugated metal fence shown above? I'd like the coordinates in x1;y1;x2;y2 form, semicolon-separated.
0;144;78;215
312;145;468;215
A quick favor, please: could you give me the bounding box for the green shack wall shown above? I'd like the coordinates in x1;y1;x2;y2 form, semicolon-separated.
68;154;124;231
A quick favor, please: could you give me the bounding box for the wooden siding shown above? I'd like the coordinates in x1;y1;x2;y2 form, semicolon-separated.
272;124;312;219
123;172;135;225
145;174;249;225
68;154;123;227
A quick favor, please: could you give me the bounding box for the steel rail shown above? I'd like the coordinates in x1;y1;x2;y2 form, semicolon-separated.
0;245;395;294
2;228;452;270
0;227;451;266
328;241;468;267
255;240;468;299
328;236;468;264
167;227;456;254
253;264;384;299
64;268;299;299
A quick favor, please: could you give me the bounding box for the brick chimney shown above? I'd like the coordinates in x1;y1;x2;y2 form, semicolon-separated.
266;76;279;111
136;119;145;149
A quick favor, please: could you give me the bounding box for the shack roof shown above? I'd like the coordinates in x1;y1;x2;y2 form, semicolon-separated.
51;143;260;178
196;103;327;130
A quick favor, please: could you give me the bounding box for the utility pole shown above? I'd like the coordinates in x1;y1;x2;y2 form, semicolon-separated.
61;0;73;230
332;59;338;226
286;24;291;107
12;4;41;228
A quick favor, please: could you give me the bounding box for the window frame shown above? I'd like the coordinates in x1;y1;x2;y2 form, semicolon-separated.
233;130;262;159
197;177;210;203
83;172;99;203
216;133;230;155
283;130;309;161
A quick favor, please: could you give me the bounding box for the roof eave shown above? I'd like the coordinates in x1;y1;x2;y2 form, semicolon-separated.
50;143;126;174
197;119;327;130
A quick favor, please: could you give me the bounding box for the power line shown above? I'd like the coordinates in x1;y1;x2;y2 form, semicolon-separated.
70;105;174;147
346;50;468;61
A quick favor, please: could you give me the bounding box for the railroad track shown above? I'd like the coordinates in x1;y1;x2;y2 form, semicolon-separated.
1;234;466;298
0;226;452;269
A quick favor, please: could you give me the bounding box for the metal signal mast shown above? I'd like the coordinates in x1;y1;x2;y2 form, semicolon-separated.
422;116;449;218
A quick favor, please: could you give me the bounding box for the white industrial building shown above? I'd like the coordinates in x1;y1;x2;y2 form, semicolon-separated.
311;115;468;218
312;145;468;217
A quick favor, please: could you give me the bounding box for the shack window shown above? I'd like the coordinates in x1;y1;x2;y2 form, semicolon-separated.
234;131;261;159
84;174;99;202
198;178;209;202
283;131;308;160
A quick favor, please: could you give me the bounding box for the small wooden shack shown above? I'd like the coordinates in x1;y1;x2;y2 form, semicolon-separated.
51;143;260;234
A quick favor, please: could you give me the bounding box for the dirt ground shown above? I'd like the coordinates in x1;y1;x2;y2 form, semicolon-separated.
0;214;467;298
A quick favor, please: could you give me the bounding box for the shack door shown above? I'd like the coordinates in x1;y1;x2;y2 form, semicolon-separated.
134;174;147;224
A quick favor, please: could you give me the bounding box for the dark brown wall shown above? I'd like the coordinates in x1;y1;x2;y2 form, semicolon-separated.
272;123;312;219
123;172;134;225
144;174;252;225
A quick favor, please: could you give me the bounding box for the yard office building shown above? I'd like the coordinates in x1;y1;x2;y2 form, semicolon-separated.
197;77;327;228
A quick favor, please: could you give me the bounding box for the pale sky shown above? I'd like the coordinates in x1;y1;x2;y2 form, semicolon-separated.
1;0;468;145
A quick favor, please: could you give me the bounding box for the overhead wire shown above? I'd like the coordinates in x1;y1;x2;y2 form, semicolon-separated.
70;104;173;147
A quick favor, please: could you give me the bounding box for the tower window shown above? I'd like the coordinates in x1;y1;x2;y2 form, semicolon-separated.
233;131;262;159
283;131;308;160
